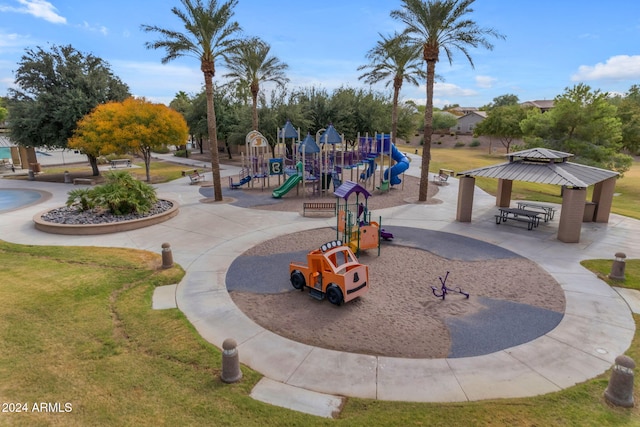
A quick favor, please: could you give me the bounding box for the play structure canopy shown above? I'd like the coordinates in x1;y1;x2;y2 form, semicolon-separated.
299;133;320;153
334;180;371;200
279;120;298;139
317;124;342;144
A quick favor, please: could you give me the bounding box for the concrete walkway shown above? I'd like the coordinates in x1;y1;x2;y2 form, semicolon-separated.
1;154;638;418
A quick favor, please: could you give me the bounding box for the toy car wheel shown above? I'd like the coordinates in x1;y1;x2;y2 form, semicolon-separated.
290;270;305;290
326;284;343;306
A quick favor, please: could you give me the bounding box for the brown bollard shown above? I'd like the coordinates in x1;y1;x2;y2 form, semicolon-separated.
161;242;174;269
609;252;627;281
604;355;635;407
221;338;242;383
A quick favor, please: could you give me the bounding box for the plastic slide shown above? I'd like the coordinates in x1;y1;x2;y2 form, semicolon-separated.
272;174;302;198
383;144;410;185
230;175;251;188
359;157;377;180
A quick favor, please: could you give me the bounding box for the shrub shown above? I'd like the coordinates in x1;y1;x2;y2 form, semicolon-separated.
470;139;481;147
454;141;466;148
66;188;94;211
65;171;157;215
174;149;190;158
152;145;171;154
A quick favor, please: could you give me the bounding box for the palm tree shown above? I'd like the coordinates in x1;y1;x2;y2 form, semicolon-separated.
391;0;505;201
223;37;289;131
358;32;425;145
142;0;242;202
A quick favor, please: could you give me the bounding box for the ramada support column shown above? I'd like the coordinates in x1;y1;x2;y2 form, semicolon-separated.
496;178;512;207
557;187;587;243
456;176;475;222
592;177;616;223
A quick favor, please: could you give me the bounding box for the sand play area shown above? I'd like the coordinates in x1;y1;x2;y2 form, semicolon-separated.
227;226;565;359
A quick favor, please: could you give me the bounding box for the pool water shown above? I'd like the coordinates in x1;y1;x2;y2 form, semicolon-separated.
0;189;44;213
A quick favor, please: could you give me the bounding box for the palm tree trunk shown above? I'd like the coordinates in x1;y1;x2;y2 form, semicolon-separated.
418;60;436;202
392;79;400;145
251;87;259;131
204;72;223;201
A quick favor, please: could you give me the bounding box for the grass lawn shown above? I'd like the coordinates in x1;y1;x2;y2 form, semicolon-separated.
1;241;640;426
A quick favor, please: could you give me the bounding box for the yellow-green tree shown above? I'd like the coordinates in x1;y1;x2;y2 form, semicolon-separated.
70;97;188;181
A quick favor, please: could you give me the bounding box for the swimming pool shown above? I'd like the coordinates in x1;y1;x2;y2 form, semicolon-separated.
0;189;49;213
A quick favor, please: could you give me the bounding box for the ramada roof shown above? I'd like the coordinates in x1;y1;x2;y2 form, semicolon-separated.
458;148;618;188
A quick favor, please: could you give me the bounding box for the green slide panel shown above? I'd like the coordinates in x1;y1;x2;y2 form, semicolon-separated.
272;174;302;198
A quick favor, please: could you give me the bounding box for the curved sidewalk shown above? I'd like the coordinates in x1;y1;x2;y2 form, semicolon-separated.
1;162;638;414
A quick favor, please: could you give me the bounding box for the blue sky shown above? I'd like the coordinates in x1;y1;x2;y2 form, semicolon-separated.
1;0;640;109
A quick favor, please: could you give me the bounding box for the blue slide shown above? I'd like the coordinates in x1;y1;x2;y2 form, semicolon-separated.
360;157;377;180
383;144;410;185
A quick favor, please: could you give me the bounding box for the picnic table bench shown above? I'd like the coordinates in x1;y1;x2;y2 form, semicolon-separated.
110;159;131;168
302;202;336;217
516;202;556;221
495;207;541;230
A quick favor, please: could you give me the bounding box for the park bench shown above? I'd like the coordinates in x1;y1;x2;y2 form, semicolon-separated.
433;172;449;185
110;159;131;168
188;171;205;185
433;168;454;185
302;202;336;217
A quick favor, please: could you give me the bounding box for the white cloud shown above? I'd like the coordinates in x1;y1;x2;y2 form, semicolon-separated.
78;21;108;36
571;55;640;81
0;0;66;24
0;31;27;50
434;82;477;97
475;75;497;89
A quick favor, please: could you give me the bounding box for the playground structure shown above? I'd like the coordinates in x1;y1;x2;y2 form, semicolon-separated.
228;122;410;200
334;180;393;255
229;130;281;190
289;239;370;305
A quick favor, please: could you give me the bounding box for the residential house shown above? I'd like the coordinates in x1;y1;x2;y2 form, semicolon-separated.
520;100;554;113
451;111;487;135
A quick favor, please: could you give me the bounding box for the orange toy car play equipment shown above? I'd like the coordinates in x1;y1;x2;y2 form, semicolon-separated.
289;240;370;305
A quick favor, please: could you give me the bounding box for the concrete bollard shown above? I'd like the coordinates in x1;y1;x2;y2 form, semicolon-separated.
221;338;242;383
604;355;635;407
609;252;627;280
161;242;174;269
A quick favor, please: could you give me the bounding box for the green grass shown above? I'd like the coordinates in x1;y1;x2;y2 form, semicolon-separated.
1;240;640;426
42;159;205;184
581;259;640;291
404;146;640;220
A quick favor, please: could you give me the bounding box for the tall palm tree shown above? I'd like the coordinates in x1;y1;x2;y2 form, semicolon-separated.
358;32;425;145
391;0;505;201
224;37;289;131
142;0;242;202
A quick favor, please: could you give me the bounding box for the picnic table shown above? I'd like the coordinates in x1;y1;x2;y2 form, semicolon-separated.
495;207;542;230
516;202;556;222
